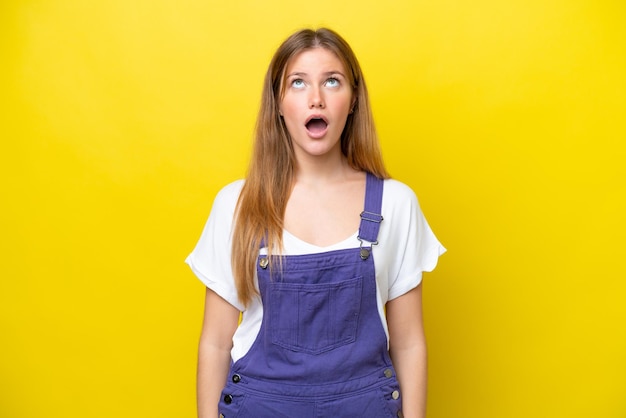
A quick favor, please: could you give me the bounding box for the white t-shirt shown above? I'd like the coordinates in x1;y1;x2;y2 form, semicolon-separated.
186;179;446;362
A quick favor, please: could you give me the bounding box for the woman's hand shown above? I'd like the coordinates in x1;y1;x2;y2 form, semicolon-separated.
386;284;428;418
197;288;240;418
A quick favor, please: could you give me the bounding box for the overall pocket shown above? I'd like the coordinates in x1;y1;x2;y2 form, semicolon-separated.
269;276;363;354
217;384;247;418
377;380;403;418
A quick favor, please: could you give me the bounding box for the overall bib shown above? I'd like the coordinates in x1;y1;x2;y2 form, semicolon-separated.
218;173;404;418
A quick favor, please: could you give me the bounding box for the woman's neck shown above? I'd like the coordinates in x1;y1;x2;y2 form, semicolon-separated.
293;153;358;186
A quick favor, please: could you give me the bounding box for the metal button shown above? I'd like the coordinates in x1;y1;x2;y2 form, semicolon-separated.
219;414;224;418
359;248;370;260
224;394;233;404
259;257;269;269
384;368;393;378
232;374;241;383
391;390;400;400
397;411;404;418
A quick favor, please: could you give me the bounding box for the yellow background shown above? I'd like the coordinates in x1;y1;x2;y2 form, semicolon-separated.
2;1;625;417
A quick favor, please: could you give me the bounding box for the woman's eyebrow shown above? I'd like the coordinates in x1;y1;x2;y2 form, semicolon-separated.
322;71;346;77
286;71;346;78
286;72;308;78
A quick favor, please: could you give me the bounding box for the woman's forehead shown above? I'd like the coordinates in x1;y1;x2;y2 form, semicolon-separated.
285;47;347;75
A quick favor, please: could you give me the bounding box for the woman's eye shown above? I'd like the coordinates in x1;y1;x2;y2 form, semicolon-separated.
291;79;305;89
325;77;340;87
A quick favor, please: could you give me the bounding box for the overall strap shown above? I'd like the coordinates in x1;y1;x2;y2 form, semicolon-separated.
358;172;384;246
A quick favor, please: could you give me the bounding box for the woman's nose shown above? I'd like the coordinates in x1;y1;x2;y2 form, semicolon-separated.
309;88;325;108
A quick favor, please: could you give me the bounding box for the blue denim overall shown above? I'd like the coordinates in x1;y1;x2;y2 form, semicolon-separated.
218;173;403;418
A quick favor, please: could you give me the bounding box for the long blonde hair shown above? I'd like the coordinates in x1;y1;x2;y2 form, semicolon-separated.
231;28;389;307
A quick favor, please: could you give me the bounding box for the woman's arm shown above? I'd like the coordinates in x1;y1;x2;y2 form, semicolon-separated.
386;284;428;418
197;287;240;418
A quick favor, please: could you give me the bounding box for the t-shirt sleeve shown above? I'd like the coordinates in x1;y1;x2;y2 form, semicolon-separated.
386;181;446;301
185;180;245;312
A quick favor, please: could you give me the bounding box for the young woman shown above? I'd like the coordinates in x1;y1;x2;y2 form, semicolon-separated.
186;28;445;418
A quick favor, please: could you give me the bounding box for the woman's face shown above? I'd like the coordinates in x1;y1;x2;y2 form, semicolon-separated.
279;48;354;164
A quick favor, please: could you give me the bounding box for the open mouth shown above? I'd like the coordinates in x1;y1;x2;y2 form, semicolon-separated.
305;117;328;135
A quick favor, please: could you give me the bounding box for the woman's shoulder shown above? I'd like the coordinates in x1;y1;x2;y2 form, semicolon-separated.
382;178;419;205
216;179;245;198
211;179;245;213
